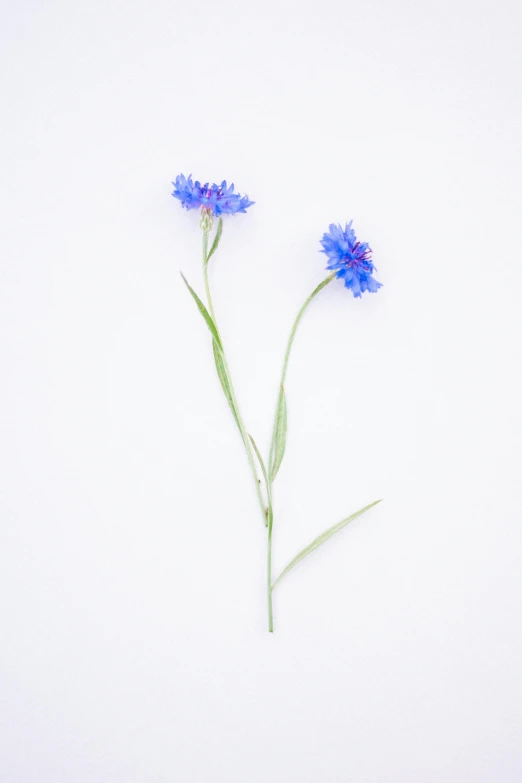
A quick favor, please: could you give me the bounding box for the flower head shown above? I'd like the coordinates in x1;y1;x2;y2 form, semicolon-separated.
320;221;382;297
172;174;254;216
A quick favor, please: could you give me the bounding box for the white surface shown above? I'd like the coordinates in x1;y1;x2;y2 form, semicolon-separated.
1;0;522;780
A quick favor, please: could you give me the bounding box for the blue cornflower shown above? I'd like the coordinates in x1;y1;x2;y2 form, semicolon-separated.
172;174;254;216
320;221;382;297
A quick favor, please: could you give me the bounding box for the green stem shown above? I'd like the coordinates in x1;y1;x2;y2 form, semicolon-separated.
267;525;273;632
269;275;334;467
247;433;274;632
280;275;335;391
202;230;267;525
265;274;335;630
268;275;334;478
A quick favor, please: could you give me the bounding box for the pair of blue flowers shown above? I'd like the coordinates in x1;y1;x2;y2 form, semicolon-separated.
172;173;383;632
172;174;382;297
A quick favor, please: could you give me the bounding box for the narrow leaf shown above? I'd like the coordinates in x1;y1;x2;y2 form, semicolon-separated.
248;433;272;528
180;272;222;351
206;218;223;263
269;385;287;482
213;339;240;430
272;499;383;588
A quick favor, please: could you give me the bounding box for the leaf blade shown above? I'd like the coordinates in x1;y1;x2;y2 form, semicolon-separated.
269;385;287;482
272;499;383;588
180;272;222;351
212;339;240;430
248;433;272;528
206;218;223;263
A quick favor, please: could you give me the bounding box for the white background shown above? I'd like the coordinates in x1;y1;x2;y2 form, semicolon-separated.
1;0;522;780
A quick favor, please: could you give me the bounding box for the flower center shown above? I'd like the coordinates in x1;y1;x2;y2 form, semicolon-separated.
345;242;372;267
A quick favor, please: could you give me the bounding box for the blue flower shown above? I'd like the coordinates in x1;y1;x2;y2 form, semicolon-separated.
172;174;254;216
320;222;382;297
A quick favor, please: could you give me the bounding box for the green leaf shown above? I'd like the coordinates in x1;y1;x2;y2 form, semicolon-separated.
272;499;383;589
213;339;240;431
269;385;287;482
206;218;223;264
180;272;222;351
248;433;272;528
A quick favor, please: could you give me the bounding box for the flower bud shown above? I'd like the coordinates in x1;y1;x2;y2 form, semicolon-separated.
199;207;214;233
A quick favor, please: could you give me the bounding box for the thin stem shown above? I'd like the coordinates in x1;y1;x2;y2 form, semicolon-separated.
265;274;335;630
268;274;334;475
265;456;274;632
248;432;274;632
202;230;267;524
267;525;273;632
280;275;335;391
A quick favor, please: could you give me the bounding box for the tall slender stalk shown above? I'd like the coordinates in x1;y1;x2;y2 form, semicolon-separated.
278;275;335;397
267;522;273;632
201;229;267;525
266;274;335;631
